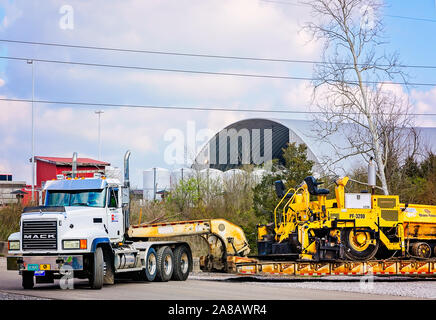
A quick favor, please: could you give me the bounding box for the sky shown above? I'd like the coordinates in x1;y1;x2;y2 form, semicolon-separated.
0;0;435;188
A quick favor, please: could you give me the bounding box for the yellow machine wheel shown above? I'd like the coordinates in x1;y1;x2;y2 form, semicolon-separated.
411;242;431;258
342;229;379;261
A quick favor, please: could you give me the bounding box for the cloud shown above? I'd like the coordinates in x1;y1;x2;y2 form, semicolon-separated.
63;0;318;59
374;84;436;127
0;1;22;30
1;0;435;187
411;87;436;113
62;67;259;103
284;80;314;107
410;87;436;127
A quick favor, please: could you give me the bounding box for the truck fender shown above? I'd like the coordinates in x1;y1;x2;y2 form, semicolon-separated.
91;238;111;252
7;232;20;241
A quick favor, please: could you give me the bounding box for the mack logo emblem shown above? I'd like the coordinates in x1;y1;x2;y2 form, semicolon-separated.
24;234;56;239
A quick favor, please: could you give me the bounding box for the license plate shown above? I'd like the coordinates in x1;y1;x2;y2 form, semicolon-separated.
40;264;51;271
27;264;39;271
34;271;46;276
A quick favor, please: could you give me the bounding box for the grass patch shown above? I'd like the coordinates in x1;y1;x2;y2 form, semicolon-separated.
0;204;22;241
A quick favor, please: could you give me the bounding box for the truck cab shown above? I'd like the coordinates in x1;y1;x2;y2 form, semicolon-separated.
7;152;193;289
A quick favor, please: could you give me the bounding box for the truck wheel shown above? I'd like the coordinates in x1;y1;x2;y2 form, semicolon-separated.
172;245;191;281
103;249;115;285
134;247;158;282
156;246;174;282
89;247;104;289
145;248;158;281
22;271;34;289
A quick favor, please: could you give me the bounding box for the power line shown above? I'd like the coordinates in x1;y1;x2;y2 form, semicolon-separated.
259;0;304;6
259;0;436;23
1;55;435;87
1;97;436;117
0;97;321;114
385;14;436;23
1;39;436;70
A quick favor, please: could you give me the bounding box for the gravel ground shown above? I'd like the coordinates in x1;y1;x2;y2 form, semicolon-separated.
0;258;50;300
0;290;51;300
189;273;436;299
1;259;434;299
247;279;436;299
0;257;5;271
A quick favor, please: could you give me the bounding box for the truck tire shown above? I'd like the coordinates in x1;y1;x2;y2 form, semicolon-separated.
89;247;104;289
22;271;34;289
103;248;115;285
145;248;158;281
134;247;158;282
172;245;191;281
156;246;174;282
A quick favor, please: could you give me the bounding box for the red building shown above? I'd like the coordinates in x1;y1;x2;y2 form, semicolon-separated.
33;156;110;188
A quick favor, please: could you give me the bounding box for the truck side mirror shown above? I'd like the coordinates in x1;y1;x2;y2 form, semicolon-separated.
122;187;129;205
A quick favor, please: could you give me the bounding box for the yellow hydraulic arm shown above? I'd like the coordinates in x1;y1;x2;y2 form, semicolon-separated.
128;219;250;271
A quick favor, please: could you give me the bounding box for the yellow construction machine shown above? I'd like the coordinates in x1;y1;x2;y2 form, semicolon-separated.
256;160;436;262
128;218;250;271
127;160;436;277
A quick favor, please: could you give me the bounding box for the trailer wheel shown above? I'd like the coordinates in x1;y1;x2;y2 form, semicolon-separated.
156;246;174;282
342;228;379;261
22;271;34;289
172;245;191;281
89;247;104;289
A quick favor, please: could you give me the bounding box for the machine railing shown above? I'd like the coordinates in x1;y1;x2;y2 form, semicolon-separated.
282;186;306;224
274;185;308;237
273;187;295;232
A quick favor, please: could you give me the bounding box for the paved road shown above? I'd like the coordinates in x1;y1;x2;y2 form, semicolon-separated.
1;258;434;300
0;269;418;300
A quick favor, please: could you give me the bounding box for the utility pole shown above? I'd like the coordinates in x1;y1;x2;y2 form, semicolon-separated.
27;60;35;202
95;110;104;160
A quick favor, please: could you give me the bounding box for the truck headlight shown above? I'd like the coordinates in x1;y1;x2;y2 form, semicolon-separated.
63;239;87;250
63;240;80;249
8;240;20;250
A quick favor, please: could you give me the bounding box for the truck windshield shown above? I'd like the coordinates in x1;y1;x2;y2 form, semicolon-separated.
45;189;106;208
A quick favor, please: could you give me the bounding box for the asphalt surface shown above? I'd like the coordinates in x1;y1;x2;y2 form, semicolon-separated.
0;258;434;300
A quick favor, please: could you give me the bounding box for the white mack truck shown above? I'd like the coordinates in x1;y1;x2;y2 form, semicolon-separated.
6;151;193;289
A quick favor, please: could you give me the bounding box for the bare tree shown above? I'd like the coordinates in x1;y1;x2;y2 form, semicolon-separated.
303;0;417;194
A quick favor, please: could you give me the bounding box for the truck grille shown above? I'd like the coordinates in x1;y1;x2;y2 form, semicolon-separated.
22;220;58;251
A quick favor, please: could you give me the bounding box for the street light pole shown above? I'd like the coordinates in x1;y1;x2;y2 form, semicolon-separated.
95;110;104;160
27;60;35;202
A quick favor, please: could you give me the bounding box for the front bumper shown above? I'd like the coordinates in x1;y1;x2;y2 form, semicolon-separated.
7;255;84;271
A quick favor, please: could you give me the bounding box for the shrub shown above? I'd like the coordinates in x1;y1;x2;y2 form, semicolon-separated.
0;204;22;241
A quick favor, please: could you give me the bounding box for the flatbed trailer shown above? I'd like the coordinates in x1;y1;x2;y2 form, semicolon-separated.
227;256;436;277
128;220;436;277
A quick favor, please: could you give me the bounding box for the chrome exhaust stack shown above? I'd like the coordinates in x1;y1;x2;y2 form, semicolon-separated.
72;152;78;178
123;150;131;233
124;150;131;188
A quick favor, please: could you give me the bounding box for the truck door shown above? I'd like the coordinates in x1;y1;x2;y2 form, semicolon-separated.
107;187;123;242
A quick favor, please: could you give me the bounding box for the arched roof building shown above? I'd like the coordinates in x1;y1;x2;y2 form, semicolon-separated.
193;118;436;176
